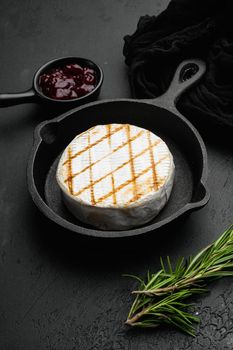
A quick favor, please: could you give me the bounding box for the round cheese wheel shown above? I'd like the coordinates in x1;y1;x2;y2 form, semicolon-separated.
56;123;175;230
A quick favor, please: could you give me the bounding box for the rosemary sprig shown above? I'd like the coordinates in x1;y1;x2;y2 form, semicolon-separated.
126;225;233;336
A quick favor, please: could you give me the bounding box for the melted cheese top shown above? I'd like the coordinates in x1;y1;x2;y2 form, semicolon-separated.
57;124;174;208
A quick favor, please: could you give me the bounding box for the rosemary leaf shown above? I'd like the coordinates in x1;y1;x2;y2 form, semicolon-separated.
126;224;233;335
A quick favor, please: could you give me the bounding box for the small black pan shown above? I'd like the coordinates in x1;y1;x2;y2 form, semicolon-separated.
0;56;103;108
28;59;209;238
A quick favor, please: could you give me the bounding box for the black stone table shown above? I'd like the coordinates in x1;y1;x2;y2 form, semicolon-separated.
1;1;233;349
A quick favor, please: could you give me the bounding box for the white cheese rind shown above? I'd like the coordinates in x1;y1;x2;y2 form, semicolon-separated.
56;124;175;230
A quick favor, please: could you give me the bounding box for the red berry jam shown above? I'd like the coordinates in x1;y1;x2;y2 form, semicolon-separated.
39;63;97;100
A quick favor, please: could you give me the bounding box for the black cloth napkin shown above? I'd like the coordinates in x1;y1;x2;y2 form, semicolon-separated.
123;0;233;128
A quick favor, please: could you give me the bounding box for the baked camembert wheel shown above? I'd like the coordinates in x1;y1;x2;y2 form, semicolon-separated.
56;123;175;230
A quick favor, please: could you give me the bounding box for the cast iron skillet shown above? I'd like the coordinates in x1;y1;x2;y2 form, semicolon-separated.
28;59;210;238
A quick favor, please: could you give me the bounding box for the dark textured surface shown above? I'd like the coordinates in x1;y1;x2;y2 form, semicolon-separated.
0;1;233;349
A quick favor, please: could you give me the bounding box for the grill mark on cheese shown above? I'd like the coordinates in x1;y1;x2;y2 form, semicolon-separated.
147;130;158;191
87;132;95;205
72;142;166;199
96;154;168;204
126;124;138;202
107;124;117;205
63;124;124;165
67;147;74;195
125;175;166;205
65;129;145;183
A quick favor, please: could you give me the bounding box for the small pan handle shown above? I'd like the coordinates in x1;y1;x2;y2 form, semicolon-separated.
150;59;206;113
0;88;36;107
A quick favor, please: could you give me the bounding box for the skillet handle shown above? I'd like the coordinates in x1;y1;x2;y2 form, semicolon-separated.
150;59;206;113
